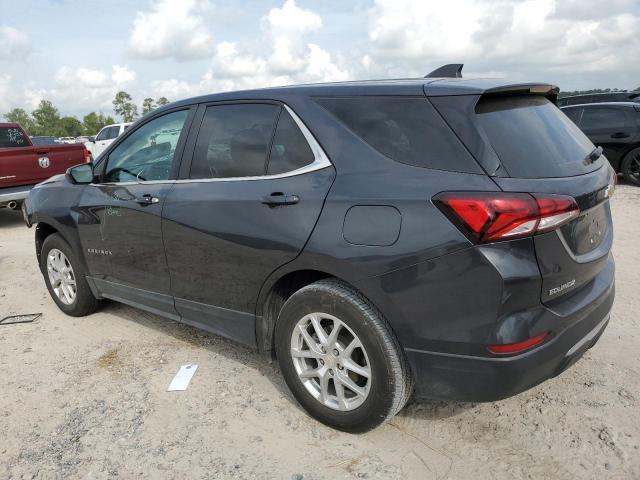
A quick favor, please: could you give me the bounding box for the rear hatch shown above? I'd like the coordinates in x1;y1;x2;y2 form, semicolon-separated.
431;91;615;305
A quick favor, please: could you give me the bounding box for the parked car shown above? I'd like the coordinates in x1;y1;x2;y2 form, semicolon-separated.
23;72;615;432
58;136;76;144
557;91;640;107
74;136;90;144
562;102;640;185
30;136;62;146
84;123;132;160
0;123;91;209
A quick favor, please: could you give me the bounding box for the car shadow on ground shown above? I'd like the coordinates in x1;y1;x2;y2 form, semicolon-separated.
0;208;26;229
99;300;473;424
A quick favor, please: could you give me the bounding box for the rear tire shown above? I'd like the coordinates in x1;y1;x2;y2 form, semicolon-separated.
40;233;100;317
275;279;413;432
621;147;640;186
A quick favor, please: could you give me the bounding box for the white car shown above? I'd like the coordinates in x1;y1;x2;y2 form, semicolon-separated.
85;123;132;159
58;137;76;144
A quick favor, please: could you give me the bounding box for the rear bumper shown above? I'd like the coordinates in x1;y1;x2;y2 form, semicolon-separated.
0;185;32;205
406;279;614;402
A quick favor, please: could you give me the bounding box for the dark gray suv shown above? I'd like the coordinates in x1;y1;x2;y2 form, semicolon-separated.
23;73;616;432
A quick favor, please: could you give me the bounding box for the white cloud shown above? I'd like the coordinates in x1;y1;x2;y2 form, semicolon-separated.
111;65;137;85
0;74;16;113
0;26;30;60
129;0;214;60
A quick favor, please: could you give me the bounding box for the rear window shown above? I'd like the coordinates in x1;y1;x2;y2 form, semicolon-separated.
0;127;28;148
316;96;482;174
476;95;600;178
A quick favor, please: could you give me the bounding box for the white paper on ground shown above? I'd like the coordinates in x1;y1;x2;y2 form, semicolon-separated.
168;364;198;391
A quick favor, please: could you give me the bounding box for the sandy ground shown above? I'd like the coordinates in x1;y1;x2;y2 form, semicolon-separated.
0;184;639;480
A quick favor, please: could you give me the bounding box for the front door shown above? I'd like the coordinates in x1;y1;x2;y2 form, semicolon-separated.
162;102;335;347
77;108;192;317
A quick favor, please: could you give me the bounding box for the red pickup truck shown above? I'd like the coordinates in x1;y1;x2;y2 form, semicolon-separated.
0;123;90;209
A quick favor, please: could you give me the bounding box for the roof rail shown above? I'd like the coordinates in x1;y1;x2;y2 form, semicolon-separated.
425;64;463;78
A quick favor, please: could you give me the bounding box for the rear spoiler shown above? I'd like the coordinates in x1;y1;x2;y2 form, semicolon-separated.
425;81;560;103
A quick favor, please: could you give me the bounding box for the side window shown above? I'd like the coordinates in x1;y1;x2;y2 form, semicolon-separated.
103;110;189;183
107;126;120;139
581;108;627;130
316;96;481;173
95;127;109;141
190;104;279;179
563;108;582;125
0;127;28;148
267;110;314;175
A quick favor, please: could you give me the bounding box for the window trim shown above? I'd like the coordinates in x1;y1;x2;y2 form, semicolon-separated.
176;103;332;184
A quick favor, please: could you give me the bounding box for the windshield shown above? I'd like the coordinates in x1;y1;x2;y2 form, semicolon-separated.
476;95;602;178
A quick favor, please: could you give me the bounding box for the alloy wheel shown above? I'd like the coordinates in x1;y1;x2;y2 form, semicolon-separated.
46;248;77;305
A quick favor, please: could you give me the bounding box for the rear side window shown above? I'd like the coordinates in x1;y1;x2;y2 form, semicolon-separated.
581;107;627;130
0;127;28;147
562;107;582;125
316;96;481;173
476;95;599;178
267;110;314;175
190;104;279;179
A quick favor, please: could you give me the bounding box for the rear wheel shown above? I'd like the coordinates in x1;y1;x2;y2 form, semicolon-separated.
40;233;100;316
621;147;640;186
275;279;413;432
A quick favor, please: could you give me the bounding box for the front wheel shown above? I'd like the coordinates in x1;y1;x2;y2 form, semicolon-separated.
40;233;100;316
275;279;413;432
621;147;640;186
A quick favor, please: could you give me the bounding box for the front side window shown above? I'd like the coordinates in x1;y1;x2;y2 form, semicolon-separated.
103;110;188;182
580;107;627;130
190;104;279;179
267;110;315;175
95;127;110;141
107;126;121;140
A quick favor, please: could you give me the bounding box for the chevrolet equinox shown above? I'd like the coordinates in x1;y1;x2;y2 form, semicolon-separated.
23;68;616;432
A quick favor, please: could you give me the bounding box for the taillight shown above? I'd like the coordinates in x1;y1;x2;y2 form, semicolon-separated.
83;147;91;163
433;192;579;243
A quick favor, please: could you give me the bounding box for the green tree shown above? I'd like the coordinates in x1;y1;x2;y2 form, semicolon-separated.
4;108;35;133
59;116;85;137
156;97;170;107
31;100;61;136
83;112;115;135
142;97;156;115
112;91;138;122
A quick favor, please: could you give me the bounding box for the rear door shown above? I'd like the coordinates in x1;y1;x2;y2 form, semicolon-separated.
162;101;335;347
469;95;614;305
578;105;637;166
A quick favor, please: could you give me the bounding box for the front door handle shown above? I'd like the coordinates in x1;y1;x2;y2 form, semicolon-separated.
135;194;159;205
611;132;630;139
261;192;299;207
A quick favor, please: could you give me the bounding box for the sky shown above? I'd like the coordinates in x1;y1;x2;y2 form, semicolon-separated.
1;0;639;119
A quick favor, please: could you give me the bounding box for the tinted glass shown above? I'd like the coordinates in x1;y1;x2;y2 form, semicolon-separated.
0;127;29;147
190;104;279;179
316;96;481;173
96;128;109;141
581;107;627;130
267;110;314;175
476;95;599;178
107;126;121;139
562;107;582;124
104;110;188;182
31;136;58;146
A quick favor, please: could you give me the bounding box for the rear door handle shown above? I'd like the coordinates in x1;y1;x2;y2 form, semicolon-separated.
261;192;299;207
611;132;630;139
135;194;159;205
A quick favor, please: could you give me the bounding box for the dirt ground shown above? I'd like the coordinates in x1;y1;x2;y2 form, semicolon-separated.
0;184;639;480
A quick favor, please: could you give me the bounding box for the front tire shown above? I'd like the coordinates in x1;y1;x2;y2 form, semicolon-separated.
275;279;413;432
40;233;100;316
621;147;640;186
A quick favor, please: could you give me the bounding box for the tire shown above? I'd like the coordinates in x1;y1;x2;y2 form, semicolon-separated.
275;279;413;432
621;147;640;186
40;233;100;317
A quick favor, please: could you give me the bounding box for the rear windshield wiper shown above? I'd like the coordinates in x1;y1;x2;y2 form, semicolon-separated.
584;146;603;164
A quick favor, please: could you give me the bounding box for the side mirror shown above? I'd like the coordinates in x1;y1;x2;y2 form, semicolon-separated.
66;163;94;185
88;136;96;143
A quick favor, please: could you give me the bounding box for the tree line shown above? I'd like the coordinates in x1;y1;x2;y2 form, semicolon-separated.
557;87;640;98
2;91;170;137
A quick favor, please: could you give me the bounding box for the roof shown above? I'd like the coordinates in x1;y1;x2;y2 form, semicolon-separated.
560;102;640;109
162;77;559;112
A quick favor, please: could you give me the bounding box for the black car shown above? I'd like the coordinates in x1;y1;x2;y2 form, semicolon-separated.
23;71;616;432
562;102;640;185
557;91;640;107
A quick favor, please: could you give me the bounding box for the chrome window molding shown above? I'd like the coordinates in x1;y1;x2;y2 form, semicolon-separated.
91;103;332;187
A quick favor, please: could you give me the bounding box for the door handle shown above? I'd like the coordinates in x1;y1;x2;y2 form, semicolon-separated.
135;194;160;205
611;132;630;139
261;192;299;207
